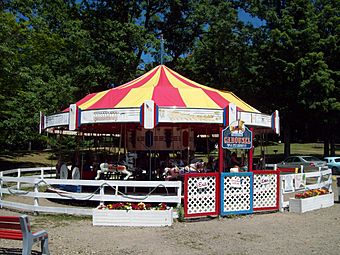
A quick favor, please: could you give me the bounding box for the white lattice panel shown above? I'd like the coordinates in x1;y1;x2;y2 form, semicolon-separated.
186;175;217;215
222;175;251;213
253;174;278;209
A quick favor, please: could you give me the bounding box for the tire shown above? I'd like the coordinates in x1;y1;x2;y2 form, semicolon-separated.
332;167;338;175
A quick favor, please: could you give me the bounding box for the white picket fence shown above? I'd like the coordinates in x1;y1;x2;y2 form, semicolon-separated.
279;167;332;211
0;167;181;216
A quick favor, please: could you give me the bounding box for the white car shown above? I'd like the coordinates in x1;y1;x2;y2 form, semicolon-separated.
277;156;326;169
324;157;340;174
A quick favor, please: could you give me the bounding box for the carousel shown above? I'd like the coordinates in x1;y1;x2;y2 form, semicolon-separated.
40;65;280;182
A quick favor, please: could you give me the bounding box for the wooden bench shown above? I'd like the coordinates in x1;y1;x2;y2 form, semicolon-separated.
0;215;49;255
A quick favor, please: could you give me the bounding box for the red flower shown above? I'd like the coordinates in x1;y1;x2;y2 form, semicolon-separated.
98;202;169;211
295;188;329;199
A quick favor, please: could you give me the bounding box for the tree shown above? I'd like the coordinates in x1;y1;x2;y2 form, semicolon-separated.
1;0;82;149
173;1;266;111
240;0;339;157
314;0;340;156
0;9;29;149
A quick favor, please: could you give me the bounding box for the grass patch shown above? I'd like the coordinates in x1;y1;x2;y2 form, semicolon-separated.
0;150;56;170
198;143;339;164
254;143;339;157
32;214;91;229
37;213;91;222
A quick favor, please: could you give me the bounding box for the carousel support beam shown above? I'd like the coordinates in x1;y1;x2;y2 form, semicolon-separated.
118;124;123;162
206;127;210;158
219;126;224;173
124;124;127;156
248;127;254;171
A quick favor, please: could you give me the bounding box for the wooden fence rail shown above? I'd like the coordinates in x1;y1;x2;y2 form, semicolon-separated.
0;167;181;216
279;167;332;211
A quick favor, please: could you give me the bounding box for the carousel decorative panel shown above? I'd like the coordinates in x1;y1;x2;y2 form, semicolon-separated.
184;173;219;218
220;172;253;215
252;170;279;211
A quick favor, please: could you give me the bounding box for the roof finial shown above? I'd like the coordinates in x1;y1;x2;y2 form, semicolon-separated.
160;34;164;65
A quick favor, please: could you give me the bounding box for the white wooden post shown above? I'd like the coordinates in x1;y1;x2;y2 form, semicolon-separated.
328;170;333;193
17;169;21;190
274;164;277;171
300;165;304;173
34;180;39;210
279;176;284;212
331;176;340;202
0;171;3;208
100;184;105;206
317;167;322;187
177;181;182;209
41;167;44;179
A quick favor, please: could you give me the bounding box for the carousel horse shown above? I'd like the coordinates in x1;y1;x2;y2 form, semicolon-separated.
230;120;245;133
111;164;132;180
95;163;110;180
164;160;206;181
95;162;132;180
184;160;205;173
163;165;181;181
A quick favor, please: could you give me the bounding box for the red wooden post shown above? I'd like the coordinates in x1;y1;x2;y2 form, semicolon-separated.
248;127;254;171
219;126;224;173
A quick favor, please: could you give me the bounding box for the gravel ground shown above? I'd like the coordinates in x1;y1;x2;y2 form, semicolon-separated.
1;202;340;255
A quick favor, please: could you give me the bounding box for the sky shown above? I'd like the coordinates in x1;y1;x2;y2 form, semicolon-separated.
238;8;266;27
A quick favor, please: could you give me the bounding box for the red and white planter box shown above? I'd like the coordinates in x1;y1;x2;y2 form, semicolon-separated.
289;193;334;213
92;208;173;227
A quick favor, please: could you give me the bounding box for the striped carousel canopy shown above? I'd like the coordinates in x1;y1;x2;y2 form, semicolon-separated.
73;65;259;112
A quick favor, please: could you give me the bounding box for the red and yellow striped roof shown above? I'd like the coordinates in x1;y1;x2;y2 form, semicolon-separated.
74;65;259;112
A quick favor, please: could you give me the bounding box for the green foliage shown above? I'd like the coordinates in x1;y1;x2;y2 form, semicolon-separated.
0;0;338;152
237;0;339;154
177;205;185;222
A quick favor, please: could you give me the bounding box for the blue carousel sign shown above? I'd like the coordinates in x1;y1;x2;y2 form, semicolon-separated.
222;120;252;150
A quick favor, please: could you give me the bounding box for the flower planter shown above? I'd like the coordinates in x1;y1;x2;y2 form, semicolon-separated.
289;193;334;213
92;208;173;227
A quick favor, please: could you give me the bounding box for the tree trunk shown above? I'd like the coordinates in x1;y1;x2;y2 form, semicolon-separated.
324;138;329;157
284;122;291;158
330;133;335;156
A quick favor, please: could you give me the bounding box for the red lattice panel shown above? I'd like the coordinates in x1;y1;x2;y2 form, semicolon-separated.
184;173;219;218
252;170;279;211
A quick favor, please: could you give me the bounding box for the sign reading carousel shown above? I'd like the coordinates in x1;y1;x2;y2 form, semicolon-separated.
222;120;252;150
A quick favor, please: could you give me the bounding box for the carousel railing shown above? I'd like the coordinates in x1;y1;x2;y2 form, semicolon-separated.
0;167;182;216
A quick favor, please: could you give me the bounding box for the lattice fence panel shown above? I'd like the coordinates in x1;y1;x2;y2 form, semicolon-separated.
220;172;253;215
252;171;279;211
184;173;219;218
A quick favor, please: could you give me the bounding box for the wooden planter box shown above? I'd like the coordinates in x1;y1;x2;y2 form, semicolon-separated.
289;193;334;213
92;208;173;227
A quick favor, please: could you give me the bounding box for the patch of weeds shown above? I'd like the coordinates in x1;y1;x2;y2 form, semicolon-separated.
223;214;247;219
38;213;91;222
177;205;184;222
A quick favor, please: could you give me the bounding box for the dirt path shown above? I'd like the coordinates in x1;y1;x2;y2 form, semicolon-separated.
1;203;340;255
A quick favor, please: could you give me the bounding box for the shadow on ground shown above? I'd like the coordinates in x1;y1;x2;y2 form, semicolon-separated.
0;248;40;255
